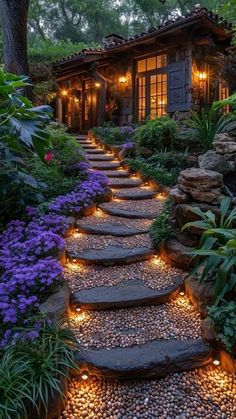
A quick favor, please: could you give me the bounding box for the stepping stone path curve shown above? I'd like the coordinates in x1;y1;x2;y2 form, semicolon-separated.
64;138;214;378
61;135;235;419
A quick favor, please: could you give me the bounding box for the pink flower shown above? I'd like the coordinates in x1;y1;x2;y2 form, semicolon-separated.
44;151;54;162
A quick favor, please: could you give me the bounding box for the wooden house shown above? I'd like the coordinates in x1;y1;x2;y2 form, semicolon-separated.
53;6;232;132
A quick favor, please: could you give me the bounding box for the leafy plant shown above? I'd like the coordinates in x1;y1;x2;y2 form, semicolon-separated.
134;117;177;151
0;317;77;419
208;301;236;353
127;158;176;186
183;197;236;304
150;200;172;247
0;70;52;159
183;104;236;151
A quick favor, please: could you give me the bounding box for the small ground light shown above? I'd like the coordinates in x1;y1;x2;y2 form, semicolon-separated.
81;371;89;380
76;306;81;312
72;259;76;263
213;359;220;366
179;291;185;296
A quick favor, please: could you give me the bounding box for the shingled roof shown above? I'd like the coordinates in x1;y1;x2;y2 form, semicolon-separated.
53;7;232;67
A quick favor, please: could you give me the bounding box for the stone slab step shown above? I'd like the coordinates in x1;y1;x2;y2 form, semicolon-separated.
67;245;154;265
76;339;212;379
71;279;180;310
87;154;114;161
113;188;157;200
108;178;143;188
90;161;121;170
78;140;92;145
99;203;158;219
76;221;149;236
85;149;106;155
81;145;98;150
99;170;129;178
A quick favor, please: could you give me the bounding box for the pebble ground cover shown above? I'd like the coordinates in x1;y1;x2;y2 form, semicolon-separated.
62;136;236;419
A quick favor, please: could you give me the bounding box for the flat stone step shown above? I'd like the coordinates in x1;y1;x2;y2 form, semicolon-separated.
85;149;106;155
81;144;98;150
87;154;114;161
99;170;129;178
113;188;158;200
90;161;121;170
76;339;212;379
76;221;149;236
67;245;154;266
71;279;180;310
99;202;160;219
109;178;143;188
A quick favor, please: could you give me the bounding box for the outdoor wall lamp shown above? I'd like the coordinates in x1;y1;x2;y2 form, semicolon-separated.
119;76;127;84
61;89;68;96
198;71;207;81
95;82;101;88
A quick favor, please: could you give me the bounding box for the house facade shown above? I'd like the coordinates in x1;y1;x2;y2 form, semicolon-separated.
53;6;232;132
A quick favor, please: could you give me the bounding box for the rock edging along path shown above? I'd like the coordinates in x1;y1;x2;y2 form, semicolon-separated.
71;278;181;310
64;135;214;382
76;339;212;380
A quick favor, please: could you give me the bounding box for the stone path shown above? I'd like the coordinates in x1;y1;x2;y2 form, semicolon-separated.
61;136;235;419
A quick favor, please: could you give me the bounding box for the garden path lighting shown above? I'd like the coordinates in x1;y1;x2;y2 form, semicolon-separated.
81;371;89;380
213;359;220;366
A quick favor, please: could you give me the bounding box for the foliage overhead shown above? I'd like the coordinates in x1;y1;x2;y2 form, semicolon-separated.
0;69;52;159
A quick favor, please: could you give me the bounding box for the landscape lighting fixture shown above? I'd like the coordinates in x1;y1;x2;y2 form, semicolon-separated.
61;89;68;96
81;371;89;380
213;359;220;366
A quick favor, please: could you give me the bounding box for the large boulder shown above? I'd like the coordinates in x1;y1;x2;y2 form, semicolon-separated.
169;187;190;204
199;150;233;174
178;168;223;204
213;133;236;159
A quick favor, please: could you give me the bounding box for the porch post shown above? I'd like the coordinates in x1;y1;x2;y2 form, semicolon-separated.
98;81;107;126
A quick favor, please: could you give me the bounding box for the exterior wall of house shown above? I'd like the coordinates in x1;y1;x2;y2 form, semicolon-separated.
55;35;230;131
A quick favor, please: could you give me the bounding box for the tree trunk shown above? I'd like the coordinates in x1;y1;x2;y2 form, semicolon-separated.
0;0;30;76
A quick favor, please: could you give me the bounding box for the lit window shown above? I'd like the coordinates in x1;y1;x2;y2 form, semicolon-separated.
150;74;167;118
137;54;167;73
138;76;146;121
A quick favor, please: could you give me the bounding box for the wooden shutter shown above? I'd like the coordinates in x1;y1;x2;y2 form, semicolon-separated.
167;60;191;113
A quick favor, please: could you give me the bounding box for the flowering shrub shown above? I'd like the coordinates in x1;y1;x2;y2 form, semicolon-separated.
0;159;109;348
49;170;108;216
0;217;64;346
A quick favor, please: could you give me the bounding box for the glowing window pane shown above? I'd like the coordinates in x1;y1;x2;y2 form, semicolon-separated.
137;60;146;73
147;56;156;71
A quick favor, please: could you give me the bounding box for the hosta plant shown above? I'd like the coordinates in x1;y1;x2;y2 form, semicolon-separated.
183;197;236;304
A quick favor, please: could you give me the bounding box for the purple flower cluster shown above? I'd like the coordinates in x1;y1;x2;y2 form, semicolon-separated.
119;126;136;140
122;142;135;150
0;162;108;347
0;219;64;347
49;170;108;216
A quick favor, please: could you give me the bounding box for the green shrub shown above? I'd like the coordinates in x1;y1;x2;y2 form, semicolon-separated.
134;117;177;151
182;94;236;151
208;302;236;353
127;159;176;186
0;317;77;419
183;197;236;304
150;200;172;247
